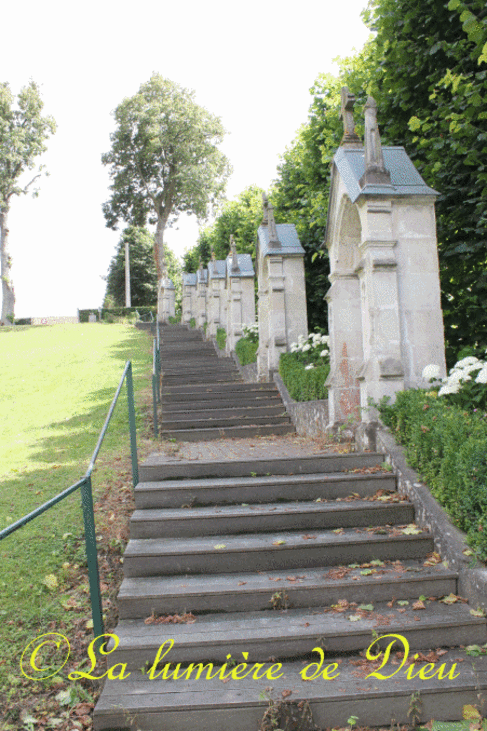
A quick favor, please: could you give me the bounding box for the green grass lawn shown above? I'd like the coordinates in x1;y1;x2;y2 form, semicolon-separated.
0;323;153;725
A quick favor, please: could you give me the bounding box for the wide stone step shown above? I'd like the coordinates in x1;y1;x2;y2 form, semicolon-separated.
161;357;231;368
118;559;457;618
134;472;396;509
129;499;414;539
162;364;239;377
159;414;291;432
122;527;434;577
139;452;388;482
160;381;277;396
110;601;486;669
160;404;286;422
93;650;487;731
160;423;296;442
161;374;241;385
161;398;282;414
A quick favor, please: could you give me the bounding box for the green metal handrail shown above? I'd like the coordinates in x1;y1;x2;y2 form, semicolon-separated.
0;360;139;644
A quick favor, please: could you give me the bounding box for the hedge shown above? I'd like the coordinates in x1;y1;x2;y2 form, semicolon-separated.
78;307;156;323
378;390;487;560
216;327;226;351
279;352;329;402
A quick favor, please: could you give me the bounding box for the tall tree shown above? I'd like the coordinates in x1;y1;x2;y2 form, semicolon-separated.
0;81;56;324
104;226;182;308
102;74;232;281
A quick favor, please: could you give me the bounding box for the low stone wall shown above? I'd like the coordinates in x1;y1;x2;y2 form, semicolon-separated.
273;373;329;437
357;422;487;612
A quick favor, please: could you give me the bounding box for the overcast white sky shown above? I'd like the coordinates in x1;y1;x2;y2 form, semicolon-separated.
2;0;370;318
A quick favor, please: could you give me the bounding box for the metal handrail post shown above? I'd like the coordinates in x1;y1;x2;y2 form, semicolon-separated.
80;476;104;640
125;362;139;488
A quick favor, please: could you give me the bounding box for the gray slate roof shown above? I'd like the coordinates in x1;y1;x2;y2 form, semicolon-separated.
182;272;197;286
257;223;305;257
226;253;255;278
334;146;438;203
197;268;208;284
208;260;226;279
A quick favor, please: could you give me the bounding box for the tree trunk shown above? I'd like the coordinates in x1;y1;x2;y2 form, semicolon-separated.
0;207;15;325
154;212;168;281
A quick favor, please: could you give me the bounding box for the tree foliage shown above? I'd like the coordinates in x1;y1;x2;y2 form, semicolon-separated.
0;81;56;324
104;226;181;309
183;186;264;271
102;74;231;282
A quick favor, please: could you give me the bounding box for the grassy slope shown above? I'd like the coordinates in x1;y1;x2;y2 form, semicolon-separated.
0;323;153;727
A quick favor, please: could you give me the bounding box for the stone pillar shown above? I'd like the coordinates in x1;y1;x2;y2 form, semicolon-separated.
225;238;256;355
196;265;208;329
207;257;226;340
182;273;197;324
256;196;308;379
157;277;175;323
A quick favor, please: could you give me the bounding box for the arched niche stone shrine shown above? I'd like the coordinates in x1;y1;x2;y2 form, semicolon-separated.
157;274;175;323
225;236;256;355
207;255;227;339
196;264;208;329
325;89;447;428
182;272;197;324
256;195;308;380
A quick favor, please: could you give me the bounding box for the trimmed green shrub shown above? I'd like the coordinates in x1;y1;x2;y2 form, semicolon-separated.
235;337;258;366
189;317;196;329
279;352;329;402
378;389;487;560
78;307;155;323
216;327;226;350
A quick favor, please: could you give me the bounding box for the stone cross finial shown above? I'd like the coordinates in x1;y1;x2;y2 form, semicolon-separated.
262;192;269;226
340;87;361;147
360;96;391;186
230;234;240;272
267;202;280;248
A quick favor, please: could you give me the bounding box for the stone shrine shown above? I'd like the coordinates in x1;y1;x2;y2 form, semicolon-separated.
206;254;227;339
256;194;308;379
157;273;175;323
181;272;197;324
196;263;208;329
325;88;447;426
225;236;256;355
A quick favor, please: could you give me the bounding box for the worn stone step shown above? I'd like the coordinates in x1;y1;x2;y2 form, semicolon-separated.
161;373;241;385
161;382;277;396
161;423;296;442
160;405;286;422
129;499;414;539
161;398;283;414
110;601;486;669
161;357;232;368
139;452;388;482
118;560;457;618
134;471;396;509
159;414;292;432
162;365;239;377
122;527;434;577
93;650;487;731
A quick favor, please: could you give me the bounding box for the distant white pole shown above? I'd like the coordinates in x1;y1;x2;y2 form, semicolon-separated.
125;240;131;308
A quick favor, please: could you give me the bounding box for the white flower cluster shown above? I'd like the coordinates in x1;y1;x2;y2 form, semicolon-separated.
290;332;330;356
242;322;259;337
422;357;487;397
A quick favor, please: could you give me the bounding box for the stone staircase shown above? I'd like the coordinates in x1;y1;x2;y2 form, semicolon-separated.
94;456;487;729
93;324;487;729
158;325;294;441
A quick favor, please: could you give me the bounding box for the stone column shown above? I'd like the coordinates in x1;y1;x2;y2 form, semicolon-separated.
182;273;197;324
157;277;175;323
256;196;308;379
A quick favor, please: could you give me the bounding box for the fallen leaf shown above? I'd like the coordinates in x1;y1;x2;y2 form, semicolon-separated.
440;593;459;605
273;540;286;545
282;690;292;698
214;544;226;549
412;600;426;610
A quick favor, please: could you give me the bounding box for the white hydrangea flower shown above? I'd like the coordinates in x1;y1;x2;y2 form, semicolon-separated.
302;344;311;352
320;349;329;357
454;356;480;369
421;364;441;380
476;367;487;384
305;364;315;370
438;381;461;396
321;335;330;344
